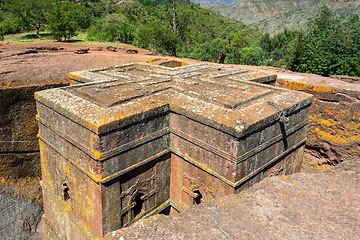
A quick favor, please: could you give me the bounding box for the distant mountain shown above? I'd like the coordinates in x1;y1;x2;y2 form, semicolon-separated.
201;0;360;35
191;0;238;5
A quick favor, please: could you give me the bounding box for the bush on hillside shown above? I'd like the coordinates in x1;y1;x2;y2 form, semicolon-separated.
47;1;92;42
87;14;135;43
293;4;360;76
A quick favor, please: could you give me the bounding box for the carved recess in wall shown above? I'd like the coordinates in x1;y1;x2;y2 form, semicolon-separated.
119;175;157;227
182;173;215;204
56;172;72;205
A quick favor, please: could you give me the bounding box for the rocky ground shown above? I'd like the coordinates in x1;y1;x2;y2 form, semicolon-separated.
0;41;200;240
0;42;185;87
0;193;43;240
1;41;359;239
107;159;360;239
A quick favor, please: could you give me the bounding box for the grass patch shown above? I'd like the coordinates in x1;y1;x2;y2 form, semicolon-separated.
2;31;54;43
20;32;53;40
1;31;89;43
0;31;136;49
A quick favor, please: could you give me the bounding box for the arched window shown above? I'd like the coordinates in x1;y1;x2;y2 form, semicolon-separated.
132;192;145;219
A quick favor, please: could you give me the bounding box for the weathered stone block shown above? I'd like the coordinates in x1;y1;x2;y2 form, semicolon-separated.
0;83;70;182
36;63;312;239
276;77;360;168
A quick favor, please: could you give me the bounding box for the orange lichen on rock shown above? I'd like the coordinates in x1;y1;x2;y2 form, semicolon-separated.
0;176;43;205
36;63;312;239
0;79;73;209
276;77;360;168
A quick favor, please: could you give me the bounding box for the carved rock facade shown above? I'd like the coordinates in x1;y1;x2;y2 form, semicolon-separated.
35;63;312;239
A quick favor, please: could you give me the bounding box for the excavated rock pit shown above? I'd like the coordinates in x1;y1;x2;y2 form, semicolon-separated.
0;42;359;239
106;158;360;239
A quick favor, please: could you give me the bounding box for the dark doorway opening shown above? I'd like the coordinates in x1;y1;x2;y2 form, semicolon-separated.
62;183;70;202
132;193;144;218
193;190;203;205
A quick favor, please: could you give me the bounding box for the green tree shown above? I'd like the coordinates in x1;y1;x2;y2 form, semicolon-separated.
86;1;257;60
4;0;52;37
258;28;303;68
0;23;4;40
136;20;177;55
0;13;23;34
191;43;212;61
118;20;135;44
81;0;107;17
210;38;228;63
240;46;264;65
87;14;135;43
287;30;303;71
47;2;76;42
0;9;5;40
350;54;360;77
191;38;227;63
226;31;250;64
293;4;360;76
0;4;23;34
259;32;273;58
47;1;92;42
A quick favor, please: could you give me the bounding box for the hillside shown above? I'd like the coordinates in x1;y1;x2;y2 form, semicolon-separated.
202;0;360;35
0;0;260;62
191;0;238;5
84;1;261;62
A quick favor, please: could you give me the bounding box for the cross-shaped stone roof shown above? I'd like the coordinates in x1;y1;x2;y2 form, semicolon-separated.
35;62;313;239
38;63;311;139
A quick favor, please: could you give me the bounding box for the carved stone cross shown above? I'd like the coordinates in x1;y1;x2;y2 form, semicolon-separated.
35;62;312;239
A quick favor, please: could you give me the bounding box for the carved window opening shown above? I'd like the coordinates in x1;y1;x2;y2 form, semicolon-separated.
132;192;145;219
192;190;203;205
62;183;70;202
119;176;157;227
183;173;215;205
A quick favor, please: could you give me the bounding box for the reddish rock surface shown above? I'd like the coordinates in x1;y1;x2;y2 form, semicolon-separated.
1;42;359;239
0;42;195;204
237;65;360;170
0;42;199;87
106;158;360;240
37;63;308;239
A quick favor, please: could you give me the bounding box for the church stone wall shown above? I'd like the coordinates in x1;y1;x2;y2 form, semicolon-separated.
35;62;312;239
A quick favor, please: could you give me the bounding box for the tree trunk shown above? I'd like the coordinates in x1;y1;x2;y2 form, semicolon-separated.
172;0;177;34
171;46;177;57
219;54;226;64
36;28;40;38
171;0;177;57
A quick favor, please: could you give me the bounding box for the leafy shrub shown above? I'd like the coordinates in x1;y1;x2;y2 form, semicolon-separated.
136;20;176;55
47;1;92;42
87;14;135;43
350;54;360;77
291;4;360;76
4;0;52;37
87;20;119;42
191;38;227;63
0;10;23;35
258;28;301;68
240;46;264;66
